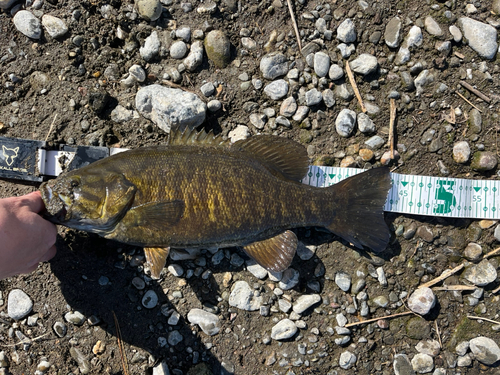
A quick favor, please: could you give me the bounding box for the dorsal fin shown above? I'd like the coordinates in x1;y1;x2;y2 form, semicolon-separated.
231;135;309;182
168;127;230;147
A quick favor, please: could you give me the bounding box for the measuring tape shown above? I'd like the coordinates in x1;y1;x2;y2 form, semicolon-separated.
303;166;500;220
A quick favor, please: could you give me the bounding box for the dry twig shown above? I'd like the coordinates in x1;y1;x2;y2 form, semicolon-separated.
493;285;500;294
44;114;58;142
467;316;500;325
434;320;442;348
484;246;500;259
388;99;397;159
459;81;491;103
345;61;366;113
0;332;50;347
286;0;302;53
455;91;482;112
345;311;413;328
113;311;130;375
418;264;465;289
432;285;476;291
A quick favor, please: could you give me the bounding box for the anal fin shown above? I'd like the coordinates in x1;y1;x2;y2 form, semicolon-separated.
243;230;297;273
144;247;170;279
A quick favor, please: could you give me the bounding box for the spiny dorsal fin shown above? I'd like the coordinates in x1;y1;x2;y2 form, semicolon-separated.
168;127;230;147
232;135;309;182
243;230;298;272
144;247;170;279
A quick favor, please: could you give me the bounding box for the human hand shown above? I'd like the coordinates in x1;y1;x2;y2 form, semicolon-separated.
0;191;57;279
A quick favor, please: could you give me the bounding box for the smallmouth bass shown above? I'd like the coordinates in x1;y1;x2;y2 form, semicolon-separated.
40;129;391;278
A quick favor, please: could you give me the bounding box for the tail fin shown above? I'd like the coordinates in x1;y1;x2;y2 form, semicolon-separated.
327;167;391;252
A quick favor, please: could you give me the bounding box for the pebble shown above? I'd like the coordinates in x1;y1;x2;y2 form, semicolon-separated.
339;351;357;369
228;125;250;142
452;141;471;164
249;113;267;129
411;353;434;373
229;281;262;311
280;96;297;117
322;89;335;108
135;84;206;133
456;341;469;356
337;42;356;58
200;82;215;97
292;106;309;122
140;31;160;61
170;41;188;59
264;80;289;100
329;64;344;80
70;347;91;374
142;290;158;309
463;242;482;261
449;25;462;43
205;30;231;68
168;311;180;325
335;109;356;137
416;340;441;357
0;0;17;9
414;70;434;96
385;17;402;48
278;268;300;290
152;361;170;375
471;151;498;171
313;52;330;77
365;135;385;149
407;287;436;315
136;0;162;21
184;41;204;71
13;10;41;39
207;100;221;112
246;259;268;279
463;259;497;286
406;25;423;49
41;14;68;38
457;17;498;60
424;16;443;37
7;289;33;320
187;308;220;336
168;264;184;277
111;105;134;123
337;18;356;43
393;354;413;375
292;294;321;314
168;330;183;346
457;353;472;367
305;88;323;106
271;319;297;340
357;113;376;134
334;271;351;292
53;322;67;337
176;26;191;42
349;54;378;75
469;336;500;365
260;52;288;80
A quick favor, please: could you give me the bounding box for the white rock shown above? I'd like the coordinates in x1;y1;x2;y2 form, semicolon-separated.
453;141;471;164
41;14;68;38
140;31;160;61
170;41;188;59
470;336;500;365
228;125;250;142
339;351;357;369
7;289;33;320
424;16;443;37
263;80;289;100
337;18;356;43
246;259;268;279
407;287;436;315
187;308;220;336
335;109;357;137
142;290;159;309
349;53;378;75
313;51;330;77
457;17;498;59
152;361;170;375
416;340;441;357
183;41;204;72
463;259;497;286
229;281;262;311
13;10;41;39
271;319;297;340
292;294;321;314
411;353;434;373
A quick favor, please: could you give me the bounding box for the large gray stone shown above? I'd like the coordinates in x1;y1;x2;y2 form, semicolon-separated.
13;10;41;39
135;84;206;133
457;17;498;59
470;337;500;365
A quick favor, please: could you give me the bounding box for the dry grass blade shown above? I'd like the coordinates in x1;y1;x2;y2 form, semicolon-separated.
0;332;50;347
467;315;500;325
286;0;302;53
433;285;476;291
388;99;396;159
345;61;366;113
493;285;500;294
418;263;464;289
455;90;482;112
484;246;500;259
44;113;58;142
113;311;130;375
434;320;442;348
345;311;413;328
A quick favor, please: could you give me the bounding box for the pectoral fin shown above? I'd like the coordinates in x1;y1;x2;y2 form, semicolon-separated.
144;247;170;279
129;200;185;229
243;230;297;272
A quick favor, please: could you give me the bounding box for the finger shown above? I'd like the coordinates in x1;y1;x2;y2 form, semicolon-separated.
39;245;57;263
20;191;45;213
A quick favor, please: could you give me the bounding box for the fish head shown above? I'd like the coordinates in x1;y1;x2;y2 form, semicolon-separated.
40;169;137;234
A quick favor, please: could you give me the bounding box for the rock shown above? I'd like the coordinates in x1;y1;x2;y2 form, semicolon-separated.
13;10;41;39
405;26;423;49
135;84;206;133
394;354;416;375
453;141;471;164
142;290;158;309
385;17;402;48
416;340;441;357
260;52;288;80
278;268;300;290
414;70;434;96
456;341;470;356
463;243;482;261
70;347;91;374
335;271;351;292
349;53;378;75
411;353;434;373
140;31;160;61
313;52;330;77
335;109;356;137
7;289;33;320
292;106;309;122
246;259;268;279
424;16;443;37
469;336;500;365
229;281;262;311
463;259;497;286
263;80;288;100
322;89;335;108
228;125;250;142
339;351;357;369
170;41;188;59
187;308;220;336
280;96;297;117
457;354;472;367
136;0;162;21
111;105;134;123
357;113;376;133
41;14;68;38
305;88;323;106
184;41;204;71
168;330;183;346
205;30;231;68
457;17;498;60
469;108;482;134
152;361;171;375
271;319;297;340
129;64;146;82
449;25;462;43
176;26;191;42
0;0;17;9
249;113;267;129
337;18;356;43
335;83;354;101
65;311;85;325
407;287;436;315
471;151;497;171
53;321;67;337
292;294;321;314
329;64;344;80
365;135;385;149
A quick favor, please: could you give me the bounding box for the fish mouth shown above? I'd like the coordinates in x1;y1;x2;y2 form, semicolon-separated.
41;184;71;223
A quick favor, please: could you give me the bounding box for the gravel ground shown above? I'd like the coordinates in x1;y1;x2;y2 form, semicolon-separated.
1;0;500;374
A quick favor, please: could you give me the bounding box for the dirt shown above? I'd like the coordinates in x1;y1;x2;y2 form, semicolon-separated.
1;0;500;374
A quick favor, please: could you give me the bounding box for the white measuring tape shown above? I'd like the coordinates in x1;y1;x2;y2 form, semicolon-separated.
303;166;500;220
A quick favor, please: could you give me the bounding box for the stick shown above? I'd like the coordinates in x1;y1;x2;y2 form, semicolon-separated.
345;61;366;113
345;311;413;328
493;285;500;294
389;99;396;159
467;316;500;325
113;311;130;375
459;81;491;103
434;320;442;348
484;246;500;259
433;285;476;291
418;264;464;289
455;91;482;112
286;0;302;53
44;113;58;142
0;332;50;347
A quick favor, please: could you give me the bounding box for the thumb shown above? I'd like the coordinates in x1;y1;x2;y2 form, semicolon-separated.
19;191;46;214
